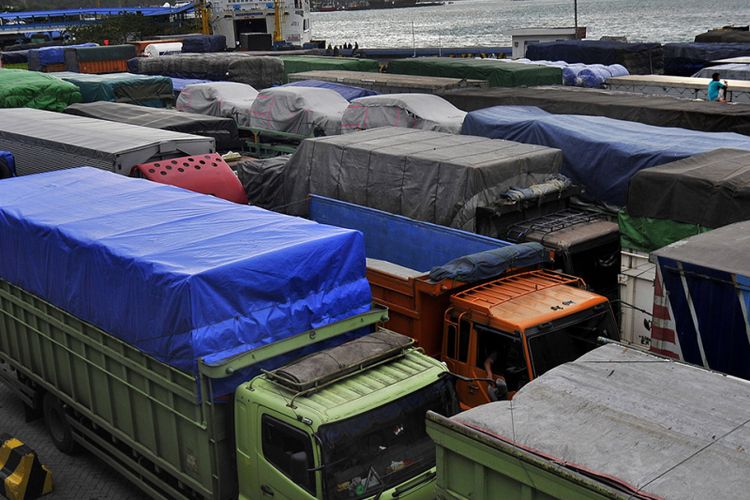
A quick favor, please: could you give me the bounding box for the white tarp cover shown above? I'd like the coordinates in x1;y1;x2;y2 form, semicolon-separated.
248;87;349;137
454;343;750;499
342;93;467;134
176;82;258;127
283;127;561;230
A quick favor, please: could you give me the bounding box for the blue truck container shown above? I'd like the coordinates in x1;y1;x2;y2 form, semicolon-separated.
650;221;750;379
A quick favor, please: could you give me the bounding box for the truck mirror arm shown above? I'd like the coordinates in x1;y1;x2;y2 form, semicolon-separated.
446;372;498;386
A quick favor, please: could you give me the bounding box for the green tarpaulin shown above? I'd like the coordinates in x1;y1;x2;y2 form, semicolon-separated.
280;55;379;82
0;69;80;111
386;58;562;87
618;211;711;252
54;72;173;107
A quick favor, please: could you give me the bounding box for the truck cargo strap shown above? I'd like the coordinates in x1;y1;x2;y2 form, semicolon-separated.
0;435;53;500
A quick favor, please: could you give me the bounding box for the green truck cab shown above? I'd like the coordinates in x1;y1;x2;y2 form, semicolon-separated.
0;285;457;500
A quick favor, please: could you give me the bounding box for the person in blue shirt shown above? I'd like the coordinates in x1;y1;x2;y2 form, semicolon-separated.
708;72;729;102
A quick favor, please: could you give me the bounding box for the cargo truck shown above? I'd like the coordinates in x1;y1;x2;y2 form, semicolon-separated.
650;220;750;380
310;196;620;409
426;343;750;499
0;168;459;500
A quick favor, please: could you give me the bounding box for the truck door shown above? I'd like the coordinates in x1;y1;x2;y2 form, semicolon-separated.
442;315;488;409
256;411;318;499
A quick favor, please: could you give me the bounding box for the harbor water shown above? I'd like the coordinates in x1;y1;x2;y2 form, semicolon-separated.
311;0;750;48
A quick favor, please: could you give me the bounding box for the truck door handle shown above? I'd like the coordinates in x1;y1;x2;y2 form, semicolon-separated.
468;383;479;393
261;485;274;496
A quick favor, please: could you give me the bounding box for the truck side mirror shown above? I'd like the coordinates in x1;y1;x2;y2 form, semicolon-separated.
289;450;309;486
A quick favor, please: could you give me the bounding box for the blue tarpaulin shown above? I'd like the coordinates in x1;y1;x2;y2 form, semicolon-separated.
0;168;371;396
282;79;378;101
170;77;211;93
0;150;15;178
27;43;98;70
461;106;750;205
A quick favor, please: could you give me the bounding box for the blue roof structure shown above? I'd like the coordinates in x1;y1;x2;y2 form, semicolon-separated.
0;4;194;20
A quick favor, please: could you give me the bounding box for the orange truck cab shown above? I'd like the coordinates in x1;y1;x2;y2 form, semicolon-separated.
309;195;620;409
443;269;618;409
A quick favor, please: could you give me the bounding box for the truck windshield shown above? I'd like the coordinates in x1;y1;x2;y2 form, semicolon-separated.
317;376;458;499
527;307;618;377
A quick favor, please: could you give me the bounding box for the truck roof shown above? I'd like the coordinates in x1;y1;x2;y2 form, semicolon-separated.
448;344;750;499
450;270;608;332
244;349;446;427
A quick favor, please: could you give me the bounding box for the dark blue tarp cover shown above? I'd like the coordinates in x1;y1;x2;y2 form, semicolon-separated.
663;42;750;76
0;150;15;178
0;168;371;395
182;35;227;53
282;79;378;101
429;242;547;282
28;43;97;69
525;40;662;74
170;77;211;93
461;106;750;206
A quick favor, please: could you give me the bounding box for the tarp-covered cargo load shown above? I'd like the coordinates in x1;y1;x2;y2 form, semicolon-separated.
0;68;81;111
387;57;562;87
692;63;750;80
651;222;750;379
282;79;377;101
280;55;379;81
0;150;15;178
64;102;240;151
27;43;97;71
461;105;750;205
64;44;137;73
0;168;372;396
249;86;349;136
663;42;750;76
446;344;750;499
627;148;750;228
342;93;466;134
128;53;285;89
440;86;750;136
283;127;562;231
181;35;227;53
525;40;663;74
176;82;259;127
0;108;214;176
53;71;173;107
288;70;489;94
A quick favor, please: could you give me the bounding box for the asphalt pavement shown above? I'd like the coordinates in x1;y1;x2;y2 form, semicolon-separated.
0;382;137;499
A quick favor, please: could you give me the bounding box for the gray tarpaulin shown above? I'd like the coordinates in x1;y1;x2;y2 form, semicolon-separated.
64;101;239;151
283;127;562;230
454;343;750;499
627;149;750;228
176;82;258;127
342;93;467;134
249;87;349;137
235;154;291;208
129;53;285;89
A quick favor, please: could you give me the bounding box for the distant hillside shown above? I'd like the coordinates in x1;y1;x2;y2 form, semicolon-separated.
2;1;165;11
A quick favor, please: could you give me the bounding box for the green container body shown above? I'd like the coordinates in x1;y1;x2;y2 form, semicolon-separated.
618;211;711;252
70;44;137;62
0;279;235;500
0;68;81;111
387;57;562;87
425;412;626;500
280;55;379;81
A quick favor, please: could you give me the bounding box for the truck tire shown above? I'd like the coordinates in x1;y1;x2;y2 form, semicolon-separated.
43;393;77;454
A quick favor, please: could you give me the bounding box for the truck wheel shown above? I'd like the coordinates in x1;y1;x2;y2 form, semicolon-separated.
43;393;77;454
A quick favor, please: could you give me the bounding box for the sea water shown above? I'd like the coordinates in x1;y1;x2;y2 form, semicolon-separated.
311;0;750;48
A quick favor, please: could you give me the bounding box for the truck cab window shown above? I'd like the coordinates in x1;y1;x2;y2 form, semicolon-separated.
261;415;316;494
475;327;529;392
